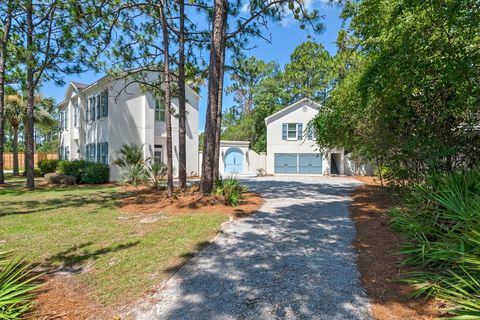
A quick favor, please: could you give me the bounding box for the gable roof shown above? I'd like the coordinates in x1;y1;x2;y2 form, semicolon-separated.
264;98;321;125
71;81;89;90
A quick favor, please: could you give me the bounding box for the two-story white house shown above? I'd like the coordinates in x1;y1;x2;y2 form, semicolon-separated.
58;72;200;181
264;98;344;175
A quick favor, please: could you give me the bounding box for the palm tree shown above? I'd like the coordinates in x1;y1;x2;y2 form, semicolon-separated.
112;143;147;169
4;88;55;175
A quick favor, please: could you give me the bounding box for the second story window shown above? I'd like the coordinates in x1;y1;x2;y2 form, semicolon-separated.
73;104;78;128
282;123;303;141
155;99;165;121
64;108;69;130
90;96;96;121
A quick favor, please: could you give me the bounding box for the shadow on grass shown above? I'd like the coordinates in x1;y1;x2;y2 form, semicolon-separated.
43;241;140;273
0;190;120;216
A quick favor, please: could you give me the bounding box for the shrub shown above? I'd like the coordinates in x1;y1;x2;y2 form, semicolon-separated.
0;252;42;319
80;163;109;184
22;168;42;177
37;159;59;175
389;168;480;317
120;163;146;188
57;160;89;181
57;160;109;184
214;177;248;206
144;161;167;189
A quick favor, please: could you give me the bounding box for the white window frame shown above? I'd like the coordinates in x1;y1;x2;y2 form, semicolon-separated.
287;123;298;140
155;99;165;121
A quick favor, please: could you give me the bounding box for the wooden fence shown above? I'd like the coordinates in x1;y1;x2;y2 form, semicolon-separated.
3;153;58;169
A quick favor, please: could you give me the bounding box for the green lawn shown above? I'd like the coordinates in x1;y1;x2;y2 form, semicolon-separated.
0;180;227;304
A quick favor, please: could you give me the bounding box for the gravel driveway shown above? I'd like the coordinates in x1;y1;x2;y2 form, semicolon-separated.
130;176;371;320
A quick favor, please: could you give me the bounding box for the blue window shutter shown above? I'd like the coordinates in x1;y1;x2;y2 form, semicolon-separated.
307;126;313;140
297;123;303;140
102;93;108;117
282;123;287;140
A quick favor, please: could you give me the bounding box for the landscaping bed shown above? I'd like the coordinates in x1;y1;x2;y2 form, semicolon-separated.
350;176;438;320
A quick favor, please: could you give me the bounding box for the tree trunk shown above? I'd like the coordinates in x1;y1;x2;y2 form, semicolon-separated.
213;21;227;182
25;0;35;188
177;0;187;190
12;127;19;176
201;0;228;195
0;0;13;184
159;1;174;197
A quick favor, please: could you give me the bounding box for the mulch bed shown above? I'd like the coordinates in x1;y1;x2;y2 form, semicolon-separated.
119;186;264;219
351;176;439;320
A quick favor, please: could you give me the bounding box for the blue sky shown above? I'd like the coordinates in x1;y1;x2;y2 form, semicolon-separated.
42;2;343;131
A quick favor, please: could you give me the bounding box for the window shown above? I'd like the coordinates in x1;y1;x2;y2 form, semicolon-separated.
60;111;64;131
89;96;96;121
101;142;109;164
96;96;101;120
282;123;303;141
101;91;108;118
65;146;70;160
287;123;297;139
74;104;78;128
64;109;68;130
155;99;165;121
89;143;96;162
154;144;163;163
96;143;101;163
307;126;315;140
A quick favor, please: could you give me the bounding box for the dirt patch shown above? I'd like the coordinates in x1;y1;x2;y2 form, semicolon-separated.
30;275;116;320
119;187;264;219
351;176;439;320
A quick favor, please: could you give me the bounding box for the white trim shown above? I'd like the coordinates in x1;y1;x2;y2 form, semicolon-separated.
264;98;321;125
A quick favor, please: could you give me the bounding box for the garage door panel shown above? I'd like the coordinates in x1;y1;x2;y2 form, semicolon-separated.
298;153;323;174
274;153;297;174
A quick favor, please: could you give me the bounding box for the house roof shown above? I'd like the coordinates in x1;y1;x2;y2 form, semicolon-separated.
264;98;321;125
57;69;201;107
70;81;89;90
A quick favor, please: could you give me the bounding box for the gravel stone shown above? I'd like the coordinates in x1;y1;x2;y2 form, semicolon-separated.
130;176;371;320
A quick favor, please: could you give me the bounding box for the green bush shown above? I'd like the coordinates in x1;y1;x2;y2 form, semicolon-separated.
57;160;89;181
80;163;109;184
214;177;248;206
0;252;42;319
22;168;42;177
37;159;60;176
389;168;480;317
57;160;109;184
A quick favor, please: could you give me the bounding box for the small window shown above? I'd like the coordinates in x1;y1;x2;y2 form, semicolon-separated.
101;91;108;118
90;96;96;121
155;99;165;121
101;142;109;165
154;145;163;163
287;123;297;139
64;109;69;130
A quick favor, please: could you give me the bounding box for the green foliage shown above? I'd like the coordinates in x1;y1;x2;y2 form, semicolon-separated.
214;177;248;206
112;144;146;169
120;164;146;188
80;163;109;184
144;161;167;189
222;42;332;153
57;160;109;184
388;168;480;317
0;252;42;320
57;160;89;182
37;159;60;176
313;0;480;183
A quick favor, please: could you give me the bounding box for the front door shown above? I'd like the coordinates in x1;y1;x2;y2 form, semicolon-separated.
224;148;243;174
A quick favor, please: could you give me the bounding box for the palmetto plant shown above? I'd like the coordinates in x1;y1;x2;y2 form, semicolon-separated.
0;252;42;319
389;168;480;318
144;161;167;189
112;144;147;169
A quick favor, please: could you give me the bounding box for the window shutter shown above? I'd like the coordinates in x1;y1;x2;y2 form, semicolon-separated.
102;93;108;117
282;123;287;140
297;123;303;140
307;126;313;140
91;97;95;121
96;95;101;120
